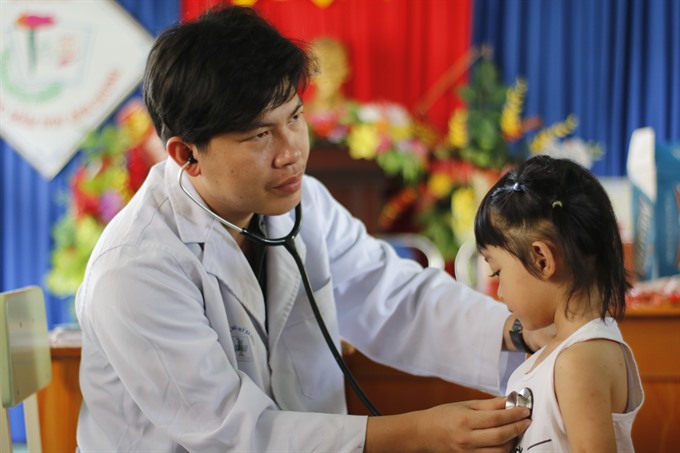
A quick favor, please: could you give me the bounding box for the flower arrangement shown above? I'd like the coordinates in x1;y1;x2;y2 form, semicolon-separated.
391;57;602;260
309;56;601;261
307;100;438;184
46;98;164;298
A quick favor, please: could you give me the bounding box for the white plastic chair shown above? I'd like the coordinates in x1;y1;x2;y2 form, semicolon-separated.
0;286;52;453
378;233;445;270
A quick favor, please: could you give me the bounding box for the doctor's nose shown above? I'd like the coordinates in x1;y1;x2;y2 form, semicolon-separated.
274;147;302;168
274;135;303;168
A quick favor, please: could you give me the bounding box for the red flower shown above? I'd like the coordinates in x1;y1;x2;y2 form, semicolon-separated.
126;146;149;193
71;168;100;220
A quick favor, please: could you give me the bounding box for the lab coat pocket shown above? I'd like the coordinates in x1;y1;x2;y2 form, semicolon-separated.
280;280;344;402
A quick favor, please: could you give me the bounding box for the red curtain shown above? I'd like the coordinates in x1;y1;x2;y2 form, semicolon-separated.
181;0;472;133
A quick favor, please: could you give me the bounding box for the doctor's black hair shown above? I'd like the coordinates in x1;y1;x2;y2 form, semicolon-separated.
143;5;315;149
474;155;630;321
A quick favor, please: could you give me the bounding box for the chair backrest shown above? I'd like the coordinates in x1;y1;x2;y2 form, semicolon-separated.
378;233;445;270
0;286;52;453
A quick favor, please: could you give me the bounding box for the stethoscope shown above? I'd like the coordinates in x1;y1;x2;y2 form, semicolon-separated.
178;161;381;416
506;387;533;416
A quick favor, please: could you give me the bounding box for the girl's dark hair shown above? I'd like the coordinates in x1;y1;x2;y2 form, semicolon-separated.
474;155;630;320
143;5;315;149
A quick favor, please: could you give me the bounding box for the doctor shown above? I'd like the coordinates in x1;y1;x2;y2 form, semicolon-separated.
76;5;541;452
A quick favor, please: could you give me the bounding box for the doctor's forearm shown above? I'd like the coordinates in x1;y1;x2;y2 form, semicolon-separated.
364;400;530;452
364;413;421;452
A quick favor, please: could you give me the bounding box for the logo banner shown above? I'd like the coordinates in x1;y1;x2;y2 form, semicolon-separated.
0;0;153;179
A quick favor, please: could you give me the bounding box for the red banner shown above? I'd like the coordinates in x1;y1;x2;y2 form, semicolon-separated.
180;0;472;132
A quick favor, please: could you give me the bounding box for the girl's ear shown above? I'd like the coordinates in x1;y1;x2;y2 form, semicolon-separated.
167;137;200;176
531;240;556;279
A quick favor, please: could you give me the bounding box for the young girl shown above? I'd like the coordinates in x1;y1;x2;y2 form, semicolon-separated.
475;155;644;452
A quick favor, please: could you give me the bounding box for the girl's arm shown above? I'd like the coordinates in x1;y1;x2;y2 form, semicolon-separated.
554;340;627;453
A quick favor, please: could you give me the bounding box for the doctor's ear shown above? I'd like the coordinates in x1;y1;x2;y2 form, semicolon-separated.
167;137;200;175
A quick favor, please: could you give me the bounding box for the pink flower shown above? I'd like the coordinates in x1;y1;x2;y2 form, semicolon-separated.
17;14;55;30
99;190;125;223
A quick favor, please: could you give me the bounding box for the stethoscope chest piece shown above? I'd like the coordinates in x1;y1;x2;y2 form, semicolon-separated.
506;387;533;417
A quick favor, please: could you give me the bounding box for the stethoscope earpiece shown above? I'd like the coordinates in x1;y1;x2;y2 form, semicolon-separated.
506;387;533;417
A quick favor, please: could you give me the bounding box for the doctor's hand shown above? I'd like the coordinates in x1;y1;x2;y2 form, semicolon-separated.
365;396;530;452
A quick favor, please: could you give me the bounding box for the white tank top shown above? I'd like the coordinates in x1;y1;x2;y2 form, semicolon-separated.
507;318;644;452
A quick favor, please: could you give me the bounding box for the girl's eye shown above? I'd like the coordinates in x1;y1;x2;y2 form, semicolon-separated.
489;270;500;278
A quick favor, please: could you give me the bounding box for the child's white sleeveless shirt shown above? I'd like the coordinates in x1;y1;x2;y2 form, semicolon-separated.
507;318;644;452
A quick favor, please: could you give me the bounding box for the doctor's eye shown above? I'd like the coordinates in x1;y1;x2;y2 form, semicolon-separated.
245;129;271;142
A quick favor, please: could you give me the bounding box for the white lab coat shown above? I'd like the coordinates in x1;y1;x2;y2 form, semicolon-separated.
76;158;521;452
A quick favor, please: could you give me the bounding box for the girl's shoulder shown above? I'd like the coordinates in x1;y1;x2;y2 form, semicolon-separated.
556;336;624;372
554;318;625;384
560;317;624;348
554;326;629;415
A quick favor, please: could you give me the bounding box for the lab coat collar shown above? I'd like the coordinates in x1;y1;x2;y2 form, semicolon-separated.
165;158;214;244
164;158;305;344
164;158;267;332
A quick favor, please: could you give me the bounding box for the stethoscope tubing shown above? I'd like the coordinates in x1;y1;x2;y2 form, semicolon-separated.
178;161;381;416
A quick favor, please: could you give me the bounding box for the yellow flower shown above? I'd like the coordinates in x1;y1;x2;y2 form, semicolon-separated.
412;120;439;147
388;123;411;142
428;173;454;198
450;186;476;244
75;216;105;251
530;115;578;153
110;165;133;201
500;79;526;139
347;123;380;159
448;109;468;148
121;108;153;145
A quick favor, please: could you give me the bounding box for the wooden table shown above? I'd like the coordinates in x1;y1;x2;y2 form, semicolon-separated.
37;307;680;452
618;307;680;451
37;345;81;453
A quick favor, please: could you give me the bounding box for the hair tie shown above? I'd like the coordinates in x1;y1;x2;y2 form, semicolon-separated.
552;200;563;208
